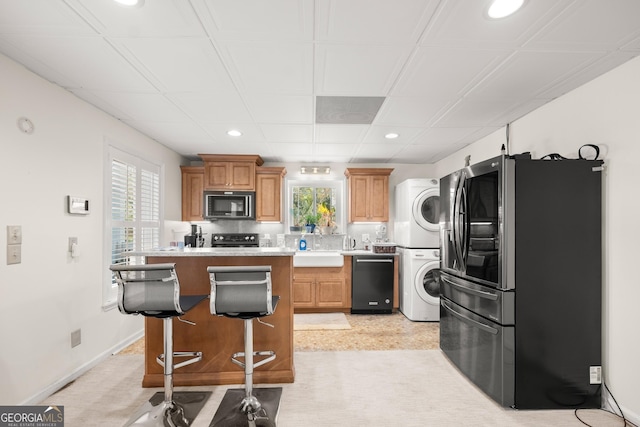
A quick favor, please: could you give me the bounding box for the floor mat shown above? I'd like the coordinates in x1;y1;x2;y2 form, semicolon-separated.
293;312;351;330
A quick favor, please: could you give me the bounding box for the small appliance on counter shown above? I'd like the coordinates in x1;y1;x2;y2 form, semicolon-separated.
184;224;205;248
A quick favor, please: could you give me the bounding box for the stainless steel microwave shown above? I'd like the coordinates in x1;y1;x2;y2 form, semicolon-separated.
204;191;255;220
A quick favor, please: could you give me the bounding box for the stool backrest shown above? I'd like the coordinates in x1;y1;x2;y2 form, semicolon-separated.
110;263;182;317
207;266;273;317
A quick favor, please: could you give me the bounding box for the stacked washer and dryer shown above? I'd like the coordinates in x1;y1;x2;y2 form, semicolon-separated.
394;179;441;322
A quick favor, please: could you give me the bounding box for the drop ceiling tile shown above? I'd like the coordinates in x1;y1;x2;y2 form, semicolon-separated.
260;124;313;142
268;142;314;157
315;44;412;95
245;95;313;124
411;127;483;145
537;51;640;99
393;47;509;98
315;124;369;143
353;142;403;161
316;0;439;43
69;88;134;121
392;140;469;164
221;42;313;94
421;0;574;48
313;143;358;157
194;0;313;41
205;141;274;156
124;120;213;153
200;123;266;143
90;91;190;122
120;37;236;93
435;97;522;128
466;50;604;101
526;0;640;51
374;97;452;126
362;126;424;144
66;0;205;37
0;1;95;36
0;35;154;91
169;92;253;123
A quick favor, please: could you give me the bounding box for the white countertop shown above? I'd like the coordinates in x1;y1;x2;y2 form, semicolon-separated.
126;247;398;257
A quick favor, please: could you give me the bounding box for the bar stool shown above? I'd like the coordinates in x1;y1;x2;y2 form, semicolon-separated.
110;263;209;427
207;266;281;427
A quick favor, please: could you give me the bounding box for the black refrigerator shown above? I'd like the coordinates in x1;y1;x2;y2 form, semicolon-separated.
439;154;602;409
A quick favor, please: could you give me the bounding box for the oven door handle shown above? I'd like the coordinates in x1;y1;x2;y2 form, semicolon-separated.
442;300;498;335
441;276;498;301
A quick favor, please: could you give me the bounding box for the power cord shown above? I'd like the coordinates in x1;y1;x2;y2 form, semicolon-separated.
541;144;601;161
574;382;637;427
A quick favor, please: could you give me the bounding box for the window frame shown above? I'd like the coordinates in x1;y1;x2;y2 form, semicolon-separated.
102;142;164;310
285;177;345;233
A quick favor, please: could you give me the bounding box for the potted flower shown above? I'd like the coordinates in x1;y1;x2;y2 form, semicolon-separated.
304;213;322;233
317;204;336;234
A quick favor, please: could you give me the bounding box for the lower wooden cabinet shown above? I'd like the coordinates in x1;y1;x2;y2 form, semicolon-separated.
292;260;352;312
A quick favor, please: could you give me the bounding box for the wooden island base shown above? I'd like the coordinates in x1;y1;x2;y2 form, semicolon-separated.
144;255;294;387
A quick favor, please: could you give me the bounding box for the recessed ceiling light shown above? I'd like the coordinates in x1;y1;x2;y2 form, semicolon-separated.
487;0;524;19
114;0;145;6
385;133;399;139
227;130;242;137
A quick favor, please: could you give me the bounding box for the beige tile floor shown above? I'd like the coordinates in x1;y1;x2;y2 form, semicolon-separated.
120;312;439;354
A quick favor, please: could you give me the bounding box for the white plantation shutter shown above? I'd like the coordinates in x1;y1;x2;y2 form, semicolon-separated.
104;146;162;308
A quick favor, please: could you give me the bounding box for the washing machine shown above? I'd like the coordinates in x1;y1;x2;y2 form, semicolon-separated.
394;178;440;248
398;247;440;321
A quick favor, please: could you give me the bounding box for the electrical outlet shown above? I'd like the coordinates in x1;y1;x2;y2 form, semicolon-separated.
7;245;21;265
7;225;22;244
362;233;370;242
71;329;81;348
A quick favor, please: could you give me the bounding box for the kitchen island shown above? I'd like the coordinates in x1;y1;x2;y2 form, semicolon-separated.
127;247;295;388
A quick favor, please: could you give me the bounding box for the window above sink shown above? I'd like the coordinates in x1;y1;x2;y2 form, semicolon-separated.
286;178;345;234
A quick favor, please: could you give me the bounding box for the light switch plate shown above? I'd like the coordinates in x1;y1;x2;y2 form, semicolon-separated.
7;245;21;264
7;225;22;244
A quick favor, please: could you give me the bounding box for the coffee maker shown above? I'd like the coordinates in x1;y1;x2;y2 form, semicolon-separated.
184;224;204;248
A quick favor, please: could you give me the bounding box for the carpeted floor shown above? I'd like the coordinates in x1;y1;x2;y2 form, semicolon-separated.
41;351;625;427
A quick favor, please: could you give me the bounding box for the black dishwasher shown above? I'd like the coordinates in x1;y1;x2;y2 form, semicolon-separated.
351;255;395;314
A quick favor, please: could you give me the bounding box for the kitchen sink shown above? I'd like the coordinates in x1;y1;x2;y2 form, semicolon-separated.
293;251;344;267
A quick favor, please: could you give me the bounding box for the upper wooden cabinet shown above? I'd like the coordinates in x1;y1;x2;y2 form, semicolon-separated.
345;168;393;222
180;166;204;221
199;154;263;191
256;166;286;222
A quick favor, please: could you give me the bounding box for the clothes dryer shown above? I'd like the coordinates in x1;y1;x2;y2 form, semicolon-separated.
394;179;440;248
398;247;440;321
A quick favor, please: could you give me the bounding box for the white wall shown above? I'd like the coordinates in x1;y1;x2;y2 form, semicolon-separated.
435;56;640;422
0;53;184;405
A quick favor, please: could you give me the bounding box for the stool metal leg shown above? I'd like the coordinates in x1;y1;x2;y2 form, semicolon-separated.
124;318;204;427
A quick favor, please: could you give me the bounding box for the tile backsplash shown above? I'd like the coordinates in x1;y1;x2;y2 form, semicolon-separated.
168;220;390;250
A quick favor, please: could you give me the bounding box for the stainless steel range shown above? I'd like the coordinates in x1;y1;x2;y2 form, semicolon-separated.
210;233;259;248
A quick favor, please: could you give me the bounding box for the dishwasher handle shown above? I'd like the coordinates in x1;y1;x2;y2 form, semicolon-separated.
355;258;393;263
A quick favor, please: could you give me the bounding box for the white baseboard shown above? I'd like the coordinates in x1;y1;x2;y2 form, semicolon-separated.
22;330;144;405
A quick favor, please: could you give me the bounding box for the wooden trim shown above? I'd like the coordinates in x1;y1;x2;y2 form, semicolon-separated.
198;154;264;166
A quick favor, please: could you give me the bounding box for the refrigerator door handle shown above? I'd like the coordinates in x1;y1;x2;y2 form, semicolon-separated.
442;300;498;335
453;172;466;270
441;276;498;301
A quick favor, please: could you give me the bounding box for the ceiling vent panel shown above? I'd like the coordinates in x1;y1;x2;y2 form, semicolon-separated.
315;96;385;124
